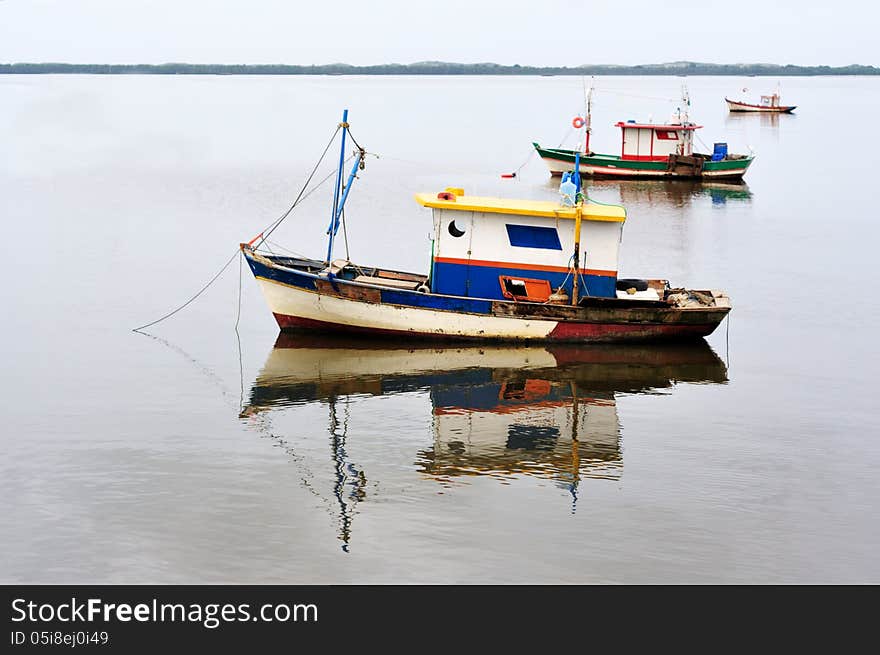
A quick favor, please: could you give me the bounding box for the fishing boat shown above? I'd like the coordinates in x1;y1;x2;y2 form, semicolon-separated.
725;89;796;113
534;86;755;180
242;111;731;343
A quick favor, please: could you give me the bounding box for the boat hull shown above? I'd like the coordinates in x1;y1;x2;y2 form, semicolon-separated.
725;98;796;113
245;249;730;343
533;144;754;180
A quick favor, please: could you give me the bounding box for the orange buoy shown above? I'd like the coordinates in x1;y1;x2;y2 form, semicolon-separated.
572;116;585;129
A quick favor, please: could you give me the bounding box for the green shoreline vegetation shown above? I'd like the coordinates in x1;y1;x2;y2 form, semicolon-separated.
1;61;878;76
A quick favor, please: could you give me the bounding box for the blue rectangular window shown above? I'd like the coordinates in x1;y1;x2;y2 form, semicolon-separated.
505;224;562;250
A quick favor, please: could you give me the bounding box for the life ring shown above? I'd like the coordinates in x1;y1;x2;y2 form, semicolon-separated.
572;116;585;129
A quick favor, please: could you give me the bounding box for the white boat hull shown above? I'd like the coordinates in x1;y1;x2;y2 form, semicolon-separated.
725;99;796;113
257;277;557;340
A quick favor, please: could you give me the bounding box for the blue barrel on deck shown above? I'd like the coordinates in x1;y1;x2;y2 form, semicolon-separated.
711;142;728;161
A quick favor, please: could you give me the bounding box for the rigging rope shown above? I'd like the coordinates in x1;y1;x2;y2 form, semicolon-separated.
132;123;346;332
341;208;350;261
346;129;365;154
256;125;341;248
591;87;677;103
695;132;713;153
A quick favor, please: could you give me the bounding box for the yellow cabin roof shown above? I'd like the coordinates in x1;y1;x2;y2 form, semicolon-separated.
414;192;626;223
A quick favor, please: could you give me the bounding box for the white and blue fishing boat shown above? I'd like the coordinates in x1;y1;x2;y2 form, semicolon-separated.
242;111;731;342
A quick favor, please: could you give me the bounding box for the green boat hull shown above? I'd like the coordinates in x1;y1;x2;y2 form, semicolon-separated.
533;143;754;180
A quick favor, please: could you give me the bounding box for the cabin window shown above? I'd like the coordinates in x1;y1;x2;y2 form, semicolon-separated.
505;224;562;250
448;220;466;237
655;130;678;140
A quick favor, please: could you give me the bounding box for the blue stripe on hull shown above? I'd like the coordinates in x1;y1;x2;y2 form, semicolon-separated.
246;256;316;291
245;253;614;313
379;288;492;314
246;255;493;314
432;261;616;299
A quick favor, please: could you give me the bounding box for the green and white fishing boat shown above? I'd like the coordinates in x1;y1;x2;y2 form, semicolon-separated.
534;86;754;180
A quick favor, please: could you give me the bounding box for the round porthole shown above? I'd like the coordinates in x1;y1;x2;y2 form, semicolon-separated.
448;220;466;237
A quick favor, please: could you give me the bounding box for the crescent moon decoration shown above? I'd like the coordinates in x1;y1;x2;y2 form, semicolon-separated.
448;220;466;237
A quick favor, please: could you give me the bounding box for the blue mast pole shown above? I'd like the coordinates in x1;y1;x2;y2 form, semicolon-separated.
326;109;349;264
332;153;364;226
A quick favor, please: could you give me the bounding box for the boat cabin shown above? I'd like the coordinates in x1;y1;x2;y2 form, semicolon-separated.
614;121;702;161
760;93;783;108
415;188;626;301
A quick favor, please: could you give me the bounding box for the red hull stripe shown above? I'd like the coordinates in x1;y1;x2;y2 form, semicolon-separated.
547;321;714;340
274;313;716;342
433;256;616;278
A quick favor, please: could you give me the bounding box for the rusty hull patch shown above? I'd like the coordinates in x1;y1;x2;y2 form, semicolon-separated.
315;278;382;303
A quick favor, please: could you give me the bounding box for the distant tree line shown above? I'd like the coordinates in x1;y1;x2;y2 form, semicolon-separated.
1;62;877;76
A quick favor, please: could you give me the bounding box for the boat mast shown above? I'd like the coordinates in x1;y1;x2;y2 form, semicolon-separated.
325;109;365;265
583;77;593;154
680;84;691;124
571;151;583;306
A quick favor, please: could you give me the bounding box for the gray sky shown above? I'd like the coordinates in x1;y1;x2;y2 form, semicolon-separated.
0;0;875;66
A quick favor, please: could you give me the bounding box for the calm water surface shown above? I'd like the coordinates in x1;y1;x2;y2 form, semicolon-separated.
1;75;878;582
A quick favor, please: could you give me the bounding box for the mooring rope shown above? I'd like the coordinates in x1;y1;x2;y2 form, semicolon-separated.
131;249;241;333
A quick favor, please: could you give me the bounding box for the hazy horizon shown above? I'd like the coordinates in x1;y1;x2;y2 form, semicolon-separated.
3;60;877;68
0;1;875;68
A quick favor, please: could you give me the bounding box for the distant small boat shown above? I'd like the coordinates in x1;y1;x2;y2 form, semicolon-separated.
243;110;732;343
535;85;754;180
725;92;795;113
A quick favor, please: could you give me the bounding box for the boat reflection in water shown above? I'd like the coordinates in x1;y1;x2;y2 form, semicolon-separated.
550;177;752;208
242;334;728;547
726;109;787;129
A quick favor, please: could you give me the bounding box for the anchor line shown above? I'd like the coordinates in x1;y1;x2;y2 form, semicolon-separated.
131;248;240;333
725;312;731;371
505;147;537;178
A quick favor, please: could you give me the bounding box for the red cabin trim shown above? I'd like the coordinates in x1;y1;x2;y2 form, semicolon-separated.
620;154;668;162
614;122;702;130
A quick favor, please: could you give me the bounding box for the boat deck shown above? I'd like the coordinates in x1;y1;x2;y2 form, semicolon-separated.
253;252;729;317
